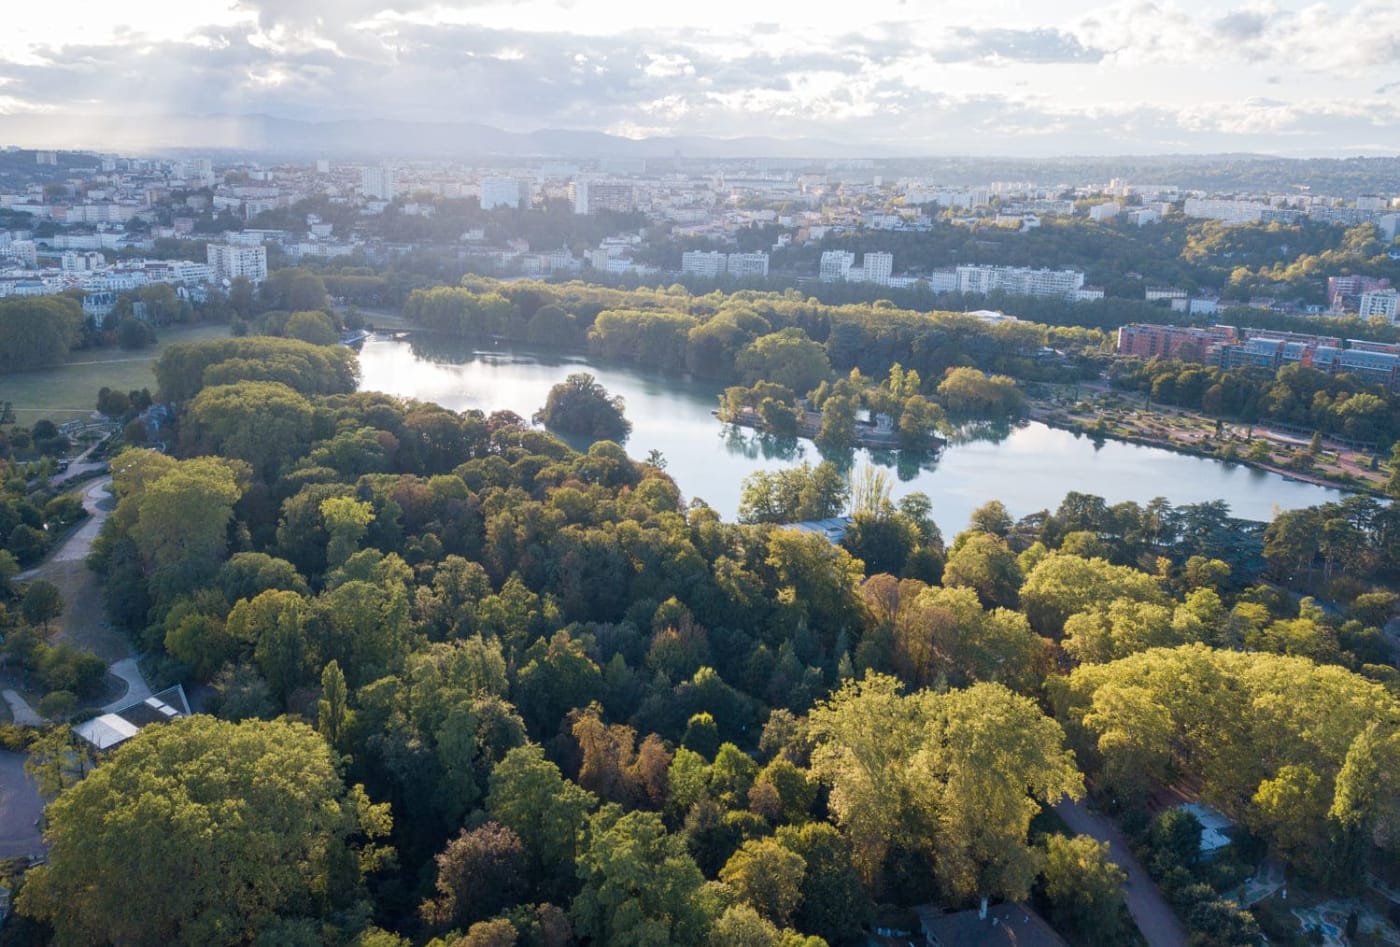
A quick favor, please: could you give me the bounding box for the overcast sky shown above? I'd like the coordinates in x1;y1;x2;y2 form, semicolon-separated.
3;0;1399;155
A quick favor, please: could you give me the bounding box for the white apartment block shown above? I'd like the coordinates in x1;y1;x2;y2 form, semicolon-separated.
929;269;959;293
861;251;893;286
955;264;1085;299
207;243;268;284
1089;201;1120;222
726;252;769;278
1182;198;1271;225
360;165;397;200
480;177;528;210
61;251;105;272
819;250;855;281
2;240;37;267
681;251;727;278
1359;289;1400;323
679;250;769;278
573;180;635;215
169;261;217;284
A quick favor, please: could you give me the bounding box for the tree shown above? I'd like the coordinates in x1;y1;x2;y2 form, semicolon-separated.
774;822;870;945
735;328;831;392
262;268;329;312
915;683;1084;908
318;660;352;747
815;395;857;454
25;725;97;800
534;372;631;440
321;496;375;569
737;462;849;524
18;717;391;947
188;381;316;480
571;807;716;947
968;500;1014;537
1019;553;1165;636
124;455;247;605
936;367;1024;417
20;580;63;632
284;310;339;346
719;838;807;926
459;918;519;947
0;296;84;372
1040;834;1128;942
942;532;1023;609
226;590;312;702
486;744;597;896
806;674;929;884
421;822;527;932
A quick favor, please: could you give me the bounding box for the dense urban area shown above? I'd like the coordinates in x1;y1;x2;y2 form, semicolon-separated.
0;145;1398;947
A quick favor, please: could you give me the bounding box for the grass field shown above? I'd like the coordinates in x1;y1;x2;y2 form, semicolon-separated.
1;323;230;424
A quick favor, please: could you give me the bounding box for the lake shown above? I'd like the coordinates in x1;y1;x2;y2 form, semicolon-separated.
357;336;1348;531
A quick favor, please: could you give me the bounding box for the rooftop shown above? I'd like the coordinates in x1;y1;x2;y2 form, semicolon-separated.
72;684;190;751
915;903;1068;947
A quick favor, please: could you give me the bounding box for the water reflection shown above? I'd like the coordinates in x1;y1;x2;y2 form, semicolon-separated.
944;420;1016;446
720;427;811;463
356;336;1351;526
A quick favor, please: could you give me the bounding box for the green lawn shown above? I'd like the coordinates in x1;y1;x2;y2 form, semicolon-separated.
1;323;230;423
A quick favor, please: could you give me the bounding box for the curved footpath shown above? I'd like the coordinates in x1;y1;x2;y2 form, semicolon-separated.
1055;797;1188;947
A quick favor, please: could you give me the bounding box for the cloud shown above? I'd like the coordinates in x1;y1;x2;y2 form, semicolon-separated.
941;27;1105;64
1213;10;1269;42
1;2;1399;155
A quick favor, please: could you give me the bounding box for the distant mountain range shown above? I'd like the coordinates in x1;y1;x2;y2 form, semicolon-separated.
4;113;1400;195
0;112;876;160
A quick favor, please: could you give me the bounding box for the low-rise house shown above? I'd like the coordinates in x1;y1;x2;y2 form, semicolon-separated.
913;903;1068;947
73;685;191;752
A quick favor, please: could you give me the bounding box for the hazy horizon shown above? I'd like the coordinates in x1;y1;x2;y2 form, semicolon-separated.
2;0;1399;158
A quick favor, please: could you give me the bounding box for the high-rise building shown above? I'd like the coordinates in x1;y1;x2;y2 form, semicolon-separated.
1359;289;1400;323
480;177;529;210
819;250;855;282
1329;274;1390;311
361;165;397;200
573;180;634;215
955;264;1085;299
1182;198;1270;225
681;251;727;278
207;243;268;284
726;252;769;278
862;251;893;286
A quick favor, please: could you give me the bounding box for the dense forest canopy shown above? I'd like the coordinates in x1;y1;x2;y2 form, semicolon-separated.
1;328;1396;946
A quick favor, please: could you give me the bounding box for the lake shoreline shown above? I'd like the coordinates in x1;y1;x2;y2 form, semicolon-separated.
1027;399;1383;500
356;333;1352;525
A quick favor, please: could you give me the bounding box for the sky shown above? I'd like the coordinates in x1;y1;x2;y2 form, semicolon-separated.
2;0;1399;155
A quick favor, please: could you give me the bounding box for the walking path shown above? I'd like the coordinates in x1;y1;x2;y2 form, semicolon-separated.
1;690;43;727
103;658;152;712
1055;797;1188;947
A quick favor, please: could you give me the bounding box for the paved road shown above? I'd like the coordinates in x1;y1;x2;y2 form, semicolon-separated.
17;476;114;580
1;690;42;726
0;751;45;859
103;658;152;712
1056;797;1188;947
52;477;114;565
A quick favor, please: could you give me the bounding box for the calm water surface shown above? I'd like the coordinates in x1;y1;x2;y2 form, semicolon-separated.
357;337;1347;530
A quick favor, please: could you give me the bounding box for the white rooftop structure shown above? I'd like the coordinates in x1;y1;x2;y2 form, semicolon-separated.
1179;801;1234;855
72;685;191;751
72;714;139;750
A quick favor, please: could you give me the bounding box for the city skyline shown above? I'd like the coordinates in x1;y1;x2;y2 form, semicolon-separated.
2;0;1399;156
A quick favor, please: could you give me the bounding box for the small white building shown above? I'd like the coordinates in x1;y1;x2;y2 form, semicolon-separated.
73;685;191;752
